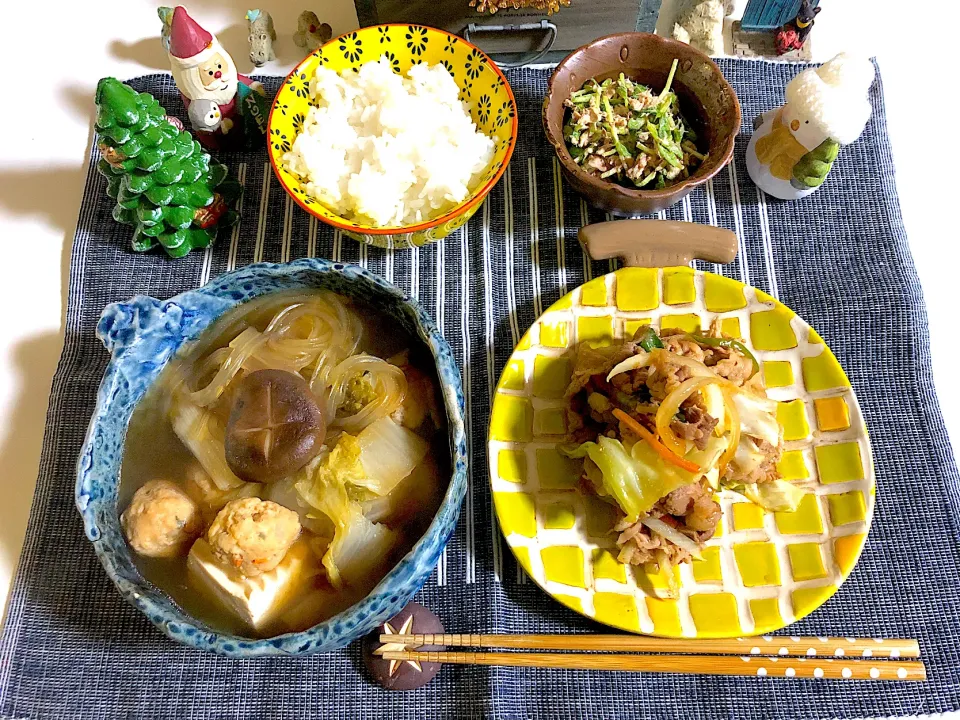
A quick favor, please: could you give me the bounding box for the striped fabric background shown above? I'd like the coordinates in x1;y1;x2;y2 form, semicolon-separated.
1;63;958;719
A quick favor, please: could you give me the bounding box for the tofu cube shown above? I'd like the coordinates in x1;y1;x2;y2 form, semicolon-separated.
187;537;312;632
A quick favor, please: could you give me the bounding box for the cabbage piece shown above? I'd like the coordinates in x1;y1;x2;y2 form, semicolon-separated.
169;394;245;490
730;436;765;475
565;436;697;522
734;479;806;512
362;454;442;524
267;473;334;537
294;434;397;588
733;391;781;447
323;512;397;588
354;417;429;496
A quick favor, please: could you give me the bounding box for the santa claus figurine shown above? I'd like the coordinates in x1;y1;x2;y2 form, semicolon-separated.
166;6;267;150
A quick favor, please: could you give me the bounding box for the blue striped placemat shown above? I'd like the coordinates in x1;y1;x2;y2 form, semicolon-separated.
1;62;958;719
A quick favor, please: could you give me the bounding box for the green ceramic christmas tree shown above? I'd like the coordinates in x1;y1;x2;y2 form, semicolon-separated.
94;77;241;258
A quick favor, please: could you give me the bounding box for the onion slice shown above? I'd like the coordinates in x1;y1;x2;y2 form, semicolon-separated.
640;517;703;559
655;376;725;457
606;351;650;382
718;386;741;474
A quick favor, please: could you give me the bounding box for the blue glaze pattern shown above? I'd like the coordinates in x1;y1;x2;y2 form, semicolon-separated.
76;259;468;657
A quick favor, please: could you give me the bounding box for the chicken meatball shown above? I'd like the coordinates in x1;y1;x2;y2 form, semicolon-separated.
121;479;202;558
206;497;301;576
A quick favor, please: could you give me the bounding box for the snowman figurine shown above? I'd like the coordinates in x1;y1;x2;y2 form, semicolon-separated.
746;53;875;200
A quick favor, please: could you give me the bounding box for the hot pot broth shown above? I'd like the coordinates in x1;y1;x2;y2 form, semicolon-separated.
119;290;450;638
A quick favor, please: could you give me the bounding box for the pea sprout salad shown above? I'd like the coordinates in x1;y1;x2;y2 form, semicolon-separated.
562;59;706;189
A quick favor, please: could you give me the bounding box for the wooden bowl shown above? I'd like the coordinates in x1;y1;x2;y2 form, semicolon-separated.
543;33;741;215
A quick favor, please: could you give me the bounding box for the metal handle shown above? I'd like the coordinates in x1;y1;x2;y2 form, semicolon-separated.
462;19;557;69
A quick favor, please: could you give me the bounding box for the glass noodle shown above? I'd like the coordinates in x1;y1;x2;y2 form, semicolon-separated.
184;292;367;418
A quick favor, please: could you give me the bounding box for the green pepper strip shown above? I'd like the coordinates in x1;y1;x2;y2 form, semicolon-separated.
637;325;664;351
602;96;632;159
688;334;760;377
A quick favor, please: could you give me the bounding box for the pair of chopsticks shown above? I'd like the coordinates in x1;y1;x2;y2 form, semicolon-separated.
377;633;925;681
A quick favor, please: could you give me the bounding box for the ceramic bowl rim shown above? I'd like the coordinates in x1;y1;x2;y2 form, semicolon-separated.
542;32;741;202
266;23;518;235
76;258;468;657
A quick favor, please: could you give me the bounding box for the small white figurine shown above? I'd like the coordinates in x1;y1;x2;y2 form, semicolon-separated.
746;53;875;200
293;11;332;52
246;10;277;67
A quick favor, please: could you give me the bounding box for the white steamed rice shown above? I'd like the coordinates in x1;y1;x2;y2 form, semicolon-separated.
282;56;496;228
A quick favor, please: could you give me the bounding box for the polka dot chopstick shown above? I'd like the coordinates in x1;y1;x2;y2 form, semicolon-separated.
377;634;925;681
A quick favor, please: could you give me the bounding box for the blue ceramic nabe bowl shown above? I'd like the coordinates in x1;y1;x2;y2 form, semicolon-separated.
76;259;467;657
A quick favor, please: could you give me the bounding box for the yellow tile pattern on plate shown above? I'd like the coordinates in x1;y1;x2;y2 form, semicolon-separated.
763;360;794;388
692;546;723;583
778;399;811;441
732;502;765;531
592;548;627;583
828;490;867;526
623;318;651;339
720;317;741;338
815;396;851;432
536;448;581;490
792;584;838;621
539;320;569;348
497;449;526;484
532;355;571;399
777;450;809;480
634;563;680;595
542;500;577;530
534;407;566;436
734;542;781;587
489;394;532;442
703;273;747;311
594;592;640;632
577;316;614;345
815;442;864;484
750;306;798;351
646;597;683;635
689;593;741;635
541;546;586;588
775;494;824;535
583;495;620;537
788;542;828;580
517;330;533;351
488;269;875;640
615;268;659;311
660;313;701;334
498;358;525;391
663;267;696;305
802;349;851;392
554;593;584;614
833;533;867;575
493;492;536;538
750;597;784;634
580;276;608;306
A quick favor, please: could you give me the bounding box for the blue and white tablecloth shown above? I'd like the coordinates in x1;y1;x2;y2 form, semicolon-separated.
1;62;958;719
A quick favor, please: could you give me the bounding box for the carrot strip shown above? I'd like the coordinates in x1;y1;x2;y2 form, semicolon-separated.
612;408;701;474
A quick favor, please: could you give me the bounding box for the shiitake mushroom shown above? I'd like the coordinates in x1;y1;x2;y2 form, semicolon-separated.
224;369;325;483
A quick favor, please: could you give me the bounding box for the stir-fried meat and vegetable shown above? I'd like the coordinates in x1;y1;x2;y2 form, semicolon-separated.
564;323;806;579
562;60;706;190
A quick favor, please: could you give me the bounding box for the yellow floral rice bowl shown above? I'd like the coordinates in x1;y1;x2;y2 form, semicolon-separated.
267;24;518;250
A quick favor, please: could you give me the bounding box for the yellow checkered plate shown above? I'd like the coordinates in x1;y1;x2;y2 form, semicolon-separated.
487;267;875;638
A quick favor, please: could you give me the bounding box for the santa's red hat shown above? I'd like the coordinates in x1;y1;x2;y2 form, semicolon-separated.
168;6;217;68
